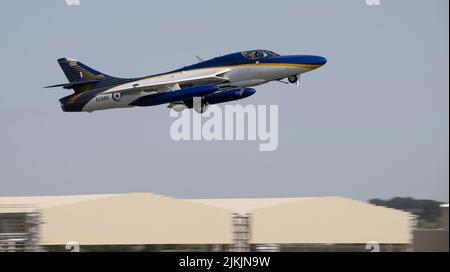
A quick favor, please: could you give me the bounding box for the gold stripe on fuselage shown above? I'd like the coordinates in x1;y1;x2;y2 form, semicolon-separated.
68;91;86;103
96;62;321;96
139;63;320;81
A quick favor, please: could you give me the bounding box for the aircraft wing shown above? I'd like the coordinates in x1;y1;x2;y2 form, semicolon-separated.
102;69;231;95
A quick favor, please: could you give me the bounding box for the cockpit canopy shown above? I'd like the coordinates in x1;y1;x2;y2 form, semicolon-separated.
241;50;279;60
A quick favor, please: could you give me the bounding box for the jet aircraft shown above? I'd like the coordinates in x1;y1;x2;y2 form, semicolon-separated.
46;50;327;113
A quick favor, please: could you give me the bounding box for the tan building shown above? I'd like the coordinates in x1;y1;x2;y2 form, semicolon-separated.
190;197;414;251
0;193;414;252
0;193;232;251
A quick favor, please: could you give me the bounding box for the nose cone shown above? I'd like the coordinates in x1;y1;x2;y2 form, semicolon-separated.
313;56;327;66
296;55;327;67
264;55;327;69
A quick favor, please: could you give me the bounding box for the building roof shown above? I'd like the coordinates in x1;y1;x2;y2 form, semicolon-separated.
186;197;314;214
250;196;413;244
1;193;414;245
0;194;119;213
1;193;232;245
186;196;414;244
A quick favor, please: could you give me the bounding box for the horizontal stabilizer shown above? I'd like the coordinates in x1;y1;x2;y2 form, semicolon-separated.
44;79;100;89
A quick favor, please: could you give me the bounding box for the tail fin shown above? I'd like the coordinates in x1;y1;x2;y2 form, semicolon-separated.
57;58;109;82
47;58;124;92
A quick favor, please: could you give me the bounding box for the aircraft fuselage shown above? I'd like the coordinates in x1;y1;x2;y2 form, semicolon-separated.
53;50;327;113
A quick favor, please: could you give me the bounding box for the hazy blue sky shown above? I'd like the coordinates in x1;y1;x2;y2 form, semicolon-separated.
0;0;448;201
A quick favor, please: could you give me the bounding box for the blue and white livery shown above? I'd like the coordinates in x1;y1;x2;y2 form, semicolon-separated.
46;50;327;113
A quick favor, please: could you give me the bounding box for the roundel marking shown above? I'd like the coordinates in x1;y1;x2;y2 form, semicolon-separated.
112;92;122;102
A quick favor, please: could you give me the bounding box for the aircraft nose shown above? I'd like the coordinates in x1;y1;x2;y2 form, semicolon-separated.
273;55;327;68
299;55;327;66
314;56;327;66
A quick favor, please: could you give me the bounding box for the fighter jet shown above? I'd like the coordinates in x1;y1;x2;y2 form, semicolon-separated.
46;50;327;113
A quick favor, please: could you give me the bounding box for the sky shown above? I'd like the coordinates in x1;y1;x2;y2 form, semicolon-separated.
0;0;448;202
